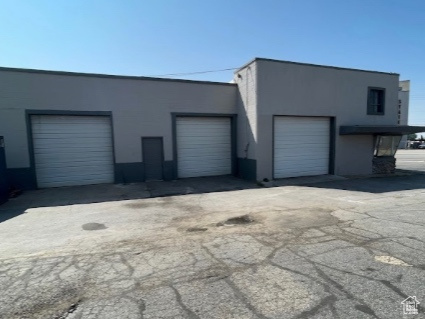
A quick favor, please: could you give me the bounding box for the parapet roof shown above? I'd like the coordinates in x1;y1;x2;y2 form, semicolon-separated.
235;57;399;76
0;66;236;87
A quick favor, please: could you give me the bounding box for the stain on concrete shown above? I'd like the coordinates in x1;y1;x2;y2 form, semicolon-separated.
259;208;338;229
217;215;254;227
54;300;81;319
186;227;208;232
82;223;107;231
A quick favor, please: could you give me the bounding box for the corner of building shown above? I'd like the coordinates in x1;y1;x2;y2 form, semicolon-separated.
234;60;259;181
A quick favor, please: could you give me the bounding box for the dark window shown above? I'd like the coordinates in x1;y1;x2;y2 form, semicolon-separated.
367;88;385;115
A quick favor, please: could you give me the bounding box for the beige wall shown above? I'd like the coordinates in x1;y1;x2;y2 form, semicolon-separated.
0;70;237;169
236;59;399;180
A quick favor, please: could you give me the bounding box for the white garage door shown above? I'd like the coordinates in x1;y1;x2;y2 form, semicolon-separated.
176;117;232;178
32;115;114;188
274;116;330;178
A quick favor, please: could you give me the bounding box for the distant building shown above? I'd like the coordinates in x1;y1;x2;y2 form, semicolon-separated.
398;80;410;148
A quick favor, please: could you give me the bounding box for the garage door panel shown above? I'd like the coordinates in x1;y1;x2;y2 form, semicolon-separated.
178;148;230;155
34;151;113;160
36;162;113;170
275;127;329;132
179;158;230;170
177;167;230;176
34;138;112;146
178;164;231;171
42;177;113;188
178;158;231;166
275;156;329;163
34;146;113;153
32;126;112;132
274;161;329;170
274;116;330;179
32;115;114;188
275;168;328;175
275;170;327;178
34;147;113;153
177;117;232;178
275;150;330;156
274;143;329;149
33;136;112;142
36;165;113;174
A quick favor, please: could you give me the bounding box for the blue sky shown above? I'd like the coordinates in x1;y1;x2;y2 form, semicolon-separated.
1;0;424;126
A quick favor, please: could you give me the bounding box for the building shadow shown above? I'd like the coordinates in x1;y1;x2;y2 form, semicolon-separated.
2;172;425;224
0;176;260;223
302;171;425;194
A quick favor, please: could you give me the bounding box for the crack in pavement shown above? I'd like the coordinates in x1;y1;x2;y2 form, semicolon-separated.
1;181;425;319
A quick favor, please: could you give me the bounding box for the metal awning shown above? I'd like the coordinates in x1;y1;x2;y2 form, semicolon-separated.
339;125;425;136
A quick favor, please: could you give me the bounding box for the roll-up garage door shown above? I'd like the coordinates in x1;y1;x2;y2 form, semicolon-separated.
31;115;114;188
274;116;330;178
176;117;232;178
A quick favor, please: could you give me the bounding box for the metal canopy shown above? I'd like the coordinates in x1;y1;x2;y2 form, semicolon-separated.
339;125;425;136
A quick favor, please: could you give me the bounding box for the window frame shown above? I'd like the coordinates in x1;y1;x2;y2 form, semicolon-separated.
367;87;386;115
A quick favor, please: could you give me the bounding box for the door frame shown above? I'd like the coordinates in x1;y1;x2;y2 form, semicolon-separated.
272;115;336;179
142;136;164;181
25;110;115;188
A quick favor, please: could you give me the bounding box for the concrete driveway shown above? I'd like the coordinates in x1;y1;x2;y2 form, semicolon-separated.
1;175;425;319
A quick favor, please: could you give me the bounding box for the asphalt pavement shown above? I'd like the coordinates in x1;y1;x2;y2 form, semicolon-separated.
1;174;425;318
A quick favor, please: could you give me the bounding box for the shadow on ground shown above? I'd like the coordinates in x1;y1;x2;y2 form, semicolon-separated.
1;172;425;224
303;171;425;194
0;176;259;223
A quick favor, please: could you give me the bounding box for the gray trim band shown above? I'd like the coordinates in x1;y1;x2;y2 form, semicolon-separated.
235;57;399;76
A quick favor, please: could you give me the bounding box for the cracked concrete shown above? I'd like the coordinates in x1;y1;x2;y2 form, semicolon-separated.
1;174;425;318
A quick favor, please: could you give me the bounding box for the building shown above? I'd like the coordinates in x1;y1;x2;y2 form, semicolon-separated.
398;80;410;148
1;58;424;190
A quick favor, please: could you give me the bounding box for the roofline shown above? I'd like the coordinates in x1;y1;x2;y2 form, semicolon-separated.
340;125;425;135
235;57;399;76
0;66;237;87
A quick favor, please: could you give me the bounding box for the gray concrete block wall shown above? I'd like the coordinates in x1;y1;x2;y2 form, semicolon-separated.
0;137;8;203
234;64;258;180
238;59;399;180
0;59;402;187
0;69;238;187
234;64;258;160
398;82;410;148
